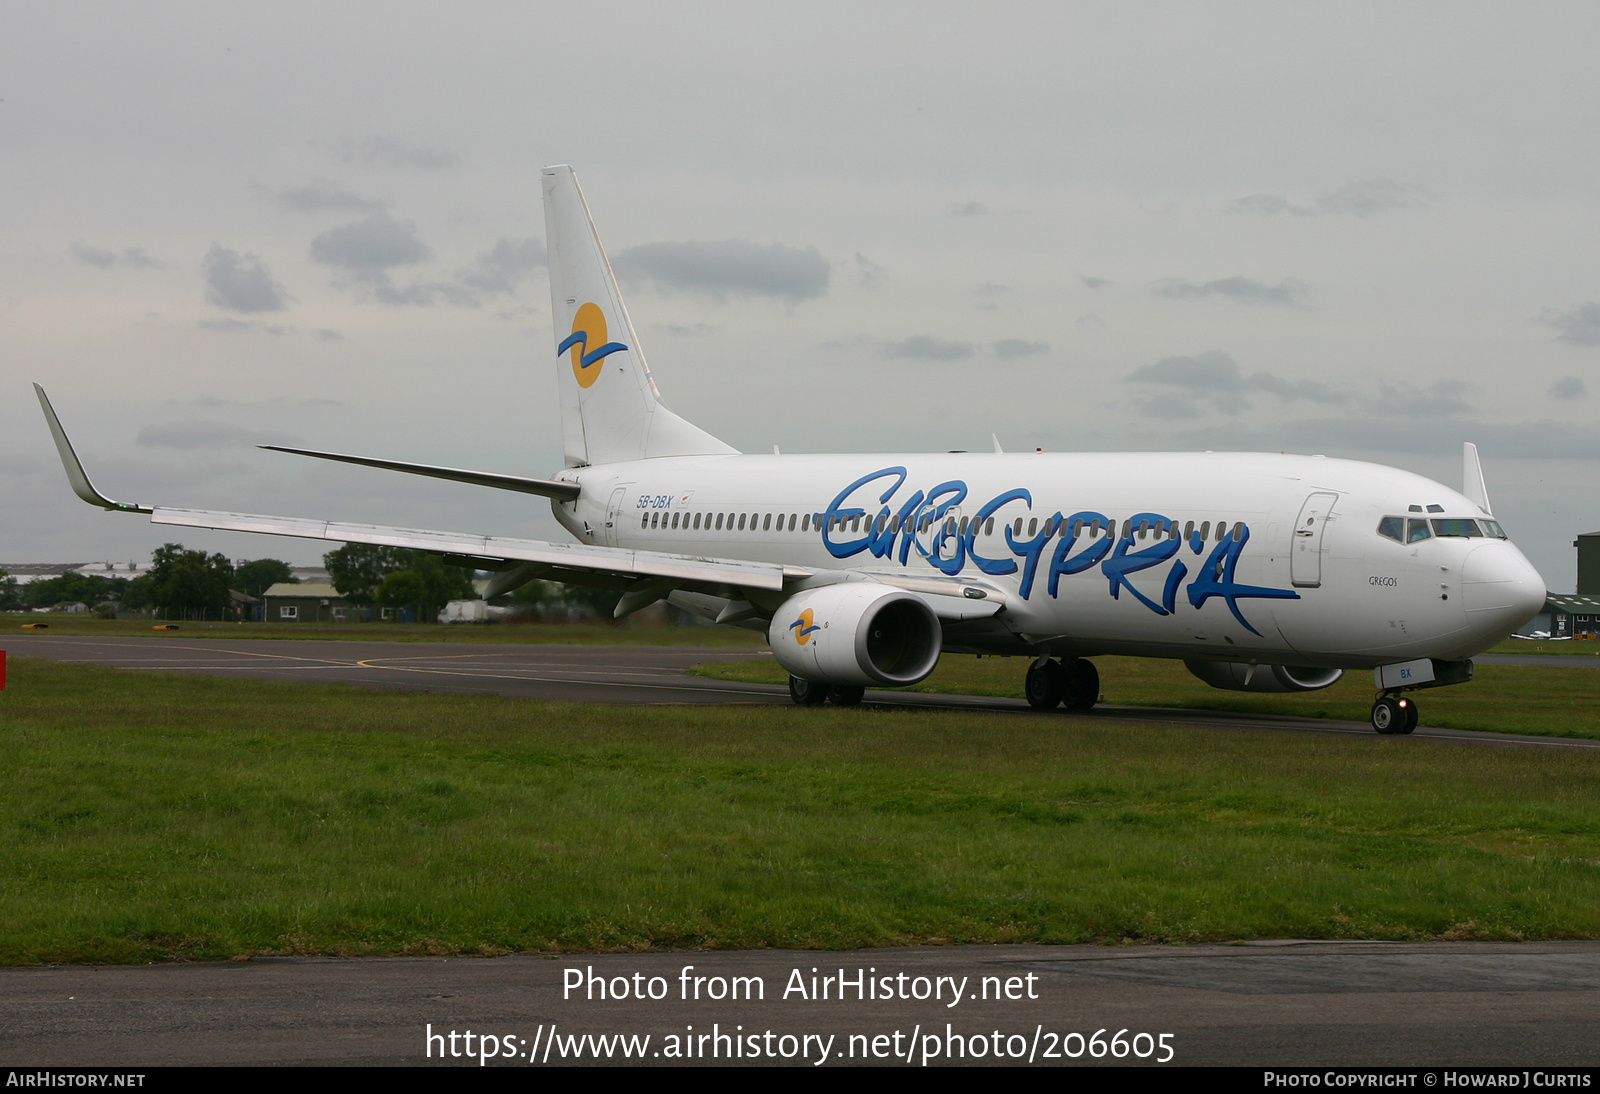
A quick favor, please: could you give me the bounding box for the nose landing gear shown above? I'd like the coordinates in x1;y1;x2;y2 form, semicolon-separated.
1025;657;1100;712
1371;694;1419;735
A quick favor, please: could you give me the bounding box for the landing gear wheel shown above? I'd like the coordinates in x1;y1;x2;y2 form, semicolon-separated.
1372;696;1408;734
828;685;865;706
1398;697;1419;734
789;675;829;707
1025;659;1065;710
1061;658;1100;712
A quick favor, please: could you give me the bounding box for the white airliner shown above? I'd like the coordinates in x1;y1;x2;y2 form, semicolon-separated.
35;165;1547;733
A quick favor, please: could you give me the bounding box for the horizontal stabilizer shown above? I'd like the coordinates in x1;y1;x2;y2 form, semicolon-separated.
260;445;581;501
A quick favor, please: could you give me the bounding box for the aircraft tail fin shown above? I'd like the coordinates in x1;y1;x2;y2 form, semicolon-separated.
542;165;736;467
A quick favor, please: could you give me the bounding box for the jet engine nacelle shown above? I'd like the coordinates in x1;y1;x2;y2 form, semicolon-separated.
769;584;942;687
1184;660;1344;693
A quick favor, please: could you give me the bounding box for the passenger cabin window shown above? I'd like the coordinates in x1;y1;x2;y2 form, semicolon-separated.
1199;521;1210;541
1377;516;1405;542
1431;518;1483;538
640;513;648;529
763;514;772;531
1215;522;1228;541
1406;519;1432;543
802;513;811;531
1232;523;1243;541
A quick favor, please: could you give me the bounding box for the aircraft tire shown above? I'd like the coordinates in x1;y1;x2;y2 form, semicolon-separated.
829;685;866;706
1062;658;1100;712
1025;659;1065;710
1399;698;1419;734
789;675;829;707
1371;696;1406;734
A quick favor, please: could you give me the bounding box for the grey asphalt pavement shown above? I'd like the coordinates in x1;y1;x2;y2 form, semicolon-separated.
4;943;1598;1066
6;634;1600;751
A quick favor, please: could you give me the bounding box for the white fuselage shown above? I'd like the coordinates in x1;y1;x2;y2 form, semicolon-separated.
551;450;1546;668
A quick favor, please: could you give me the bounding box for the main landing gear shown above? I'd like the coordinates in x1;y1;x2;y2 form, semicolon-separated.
1025;657;1100;712
1370;694;1419;735
788;676;865;707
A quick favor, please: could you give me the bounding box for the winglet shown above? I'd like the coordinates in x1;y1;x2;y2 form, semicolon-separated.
1463;441;1493;517
33;384;152;513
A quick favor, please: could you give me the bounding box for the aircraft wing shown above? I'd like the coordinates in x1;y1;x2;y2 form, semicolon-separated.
149;505;801;592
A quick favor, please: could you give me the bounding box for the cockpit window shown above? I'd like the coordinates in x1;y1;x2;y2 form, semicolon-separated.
1431;518;1483;538
1481;520;1507;539
1406;519;1433;543
1426;504;1445;513
1377;516;1404;543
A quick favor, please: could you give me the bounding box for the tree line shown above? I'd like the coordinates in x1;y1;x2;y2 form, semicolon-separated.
2;543;628;623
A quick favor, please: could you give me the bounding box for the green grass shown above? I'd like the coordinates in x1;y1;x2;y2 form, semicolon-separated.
4;656;1600;963
691;655;1600;740
5;616;763;646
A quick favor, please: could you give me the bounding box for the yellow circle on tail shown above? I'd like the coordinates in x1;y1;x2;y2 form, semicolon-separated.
570;302;609;389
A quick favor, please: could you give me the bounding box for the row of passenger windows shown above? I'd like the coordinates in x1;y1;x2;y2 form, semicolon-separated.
1376;516;1508;544
639;509;1249;543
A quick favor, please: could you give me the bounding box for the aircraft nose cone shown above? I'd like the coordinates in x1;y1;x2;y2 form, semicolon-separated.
1461;543;1546;638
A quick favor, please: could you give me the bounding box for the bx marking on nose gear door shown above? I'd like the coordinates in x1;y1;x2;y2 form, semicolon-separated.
1291;491;1339;588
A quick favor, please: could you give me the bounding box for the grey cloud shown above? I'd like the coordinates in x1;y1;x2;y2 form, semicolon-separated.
310;213;429;271
72;242;117;267
370;280;478;307
277;178;385;212
1550;376;1588;401
975;283;1009;296
1178;417;1600;461
340;136;461;170
314;329;344;341
613;239;829;303
1372;378;1473;418
1076;313;1106;327
1081;275;1111;289
136;421;302;449
883;336;974;361
456;237;546;294
0;454;42;475
1316;178;1433;216
992;339;1049;359
197;318;293;335
1228;193;1313;216
202;245;289;313
1151;276;1308;306
949;201;989;217
855;253;885;289
73;242;165;269
654;323;720;336
1126;350;1348;417
1544;303;1600;347
1228;180;1430;217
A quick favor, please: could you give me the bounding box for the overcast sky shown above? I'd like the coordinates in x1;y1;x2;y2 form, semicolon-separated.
4;3;1600;588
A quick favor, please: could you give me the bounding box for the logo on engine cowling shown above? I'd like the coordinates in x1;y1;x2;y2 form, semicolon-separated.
789;608;820;645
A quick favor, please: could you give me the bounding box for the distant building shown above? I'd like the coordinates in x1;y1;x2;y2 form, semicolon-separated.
1523;531;1600;637
1578;532;1600;596
261;583;356;623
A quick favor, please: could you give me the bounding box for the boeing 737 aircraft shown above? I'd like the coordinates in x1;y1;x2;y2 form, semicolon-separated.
35;165;1547;733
